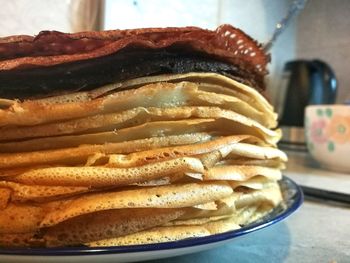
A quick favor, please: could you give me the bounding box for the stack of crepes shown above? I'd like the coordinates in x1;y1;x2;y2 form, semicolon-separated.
0;25;286;247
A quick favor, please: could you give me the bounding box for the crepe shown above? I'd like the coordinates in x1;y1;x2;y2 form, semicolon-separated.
0;75;275;127
0;134;285;170
44;208;187;247
0;133;211;170
39;182;233;228
0;115;279;153
0;183;278;247
0;203;45;234
0;25;269;100
0;188;11;209
87;217;241;247
0;24;286;248
0;181;90;202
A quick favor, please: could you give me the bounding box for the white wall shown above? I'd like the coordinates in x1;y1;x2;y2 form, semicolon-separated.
0;0;71;36
104;0;220;29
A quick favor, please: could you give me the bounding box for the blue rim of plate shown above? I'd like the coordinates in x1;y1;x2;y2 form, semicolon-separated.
0;175;303;256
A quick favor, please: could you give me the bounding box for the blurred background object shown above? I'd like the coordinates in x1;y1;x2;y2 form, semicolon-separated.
0;0;105;34
305;105;350;173
70;0;104;32
278;59;337;150
0;0;72;34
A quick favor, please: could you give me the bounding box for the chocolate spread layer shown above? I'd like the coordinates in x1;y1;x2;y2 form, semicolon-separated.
0;49;263;100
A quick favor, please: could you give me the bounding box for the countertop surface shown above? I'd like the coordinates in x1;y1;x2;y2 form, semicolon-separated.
147;151;350;263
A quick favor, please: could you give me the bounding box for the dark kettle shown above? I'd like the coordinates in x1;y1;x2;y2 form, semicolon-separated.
279;59;337;127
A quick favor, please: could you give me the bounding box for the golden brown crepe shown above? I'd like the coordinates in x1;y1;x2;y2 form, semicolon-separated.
0;25;285;248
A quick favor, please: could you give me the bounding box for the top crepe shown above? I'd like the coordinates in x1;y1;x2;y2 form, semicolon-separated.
0;25;270;99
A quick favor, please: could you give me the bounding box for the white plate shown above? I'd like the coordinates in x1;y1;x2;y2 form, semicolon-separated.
0;176;303;263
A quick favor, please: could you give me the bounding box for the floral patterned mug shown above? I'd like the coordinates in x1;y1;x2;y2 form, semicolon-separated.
305;105;350;173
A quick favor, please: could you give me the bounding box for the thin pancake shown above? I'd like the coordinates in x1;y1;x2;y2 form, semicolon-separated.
0;181;90;202
218;158;285;169
0;81;252;126
165;215;233;227
204;165;282;181
100;139;286;169
229;176;277;190
0;105;269;142
0;133;212;169
0;116;279;153
0;232;44;247
215;182;282;210
44;208;185;247
0;74;274;127
11;157;204;187
234;183;282;209
87;217;240;247
0;135;286;171
0;188;11;209
179;204;236;220
87;225;210;247
40;182;233;227
0;203;45;234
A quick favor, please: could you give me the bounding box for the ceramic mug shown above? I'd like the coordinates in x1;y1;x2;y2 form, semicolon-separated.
305;105;350;173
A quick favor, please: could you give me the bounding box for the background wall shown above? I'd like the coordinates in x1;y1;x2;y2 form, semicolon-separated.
0;0;71;35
